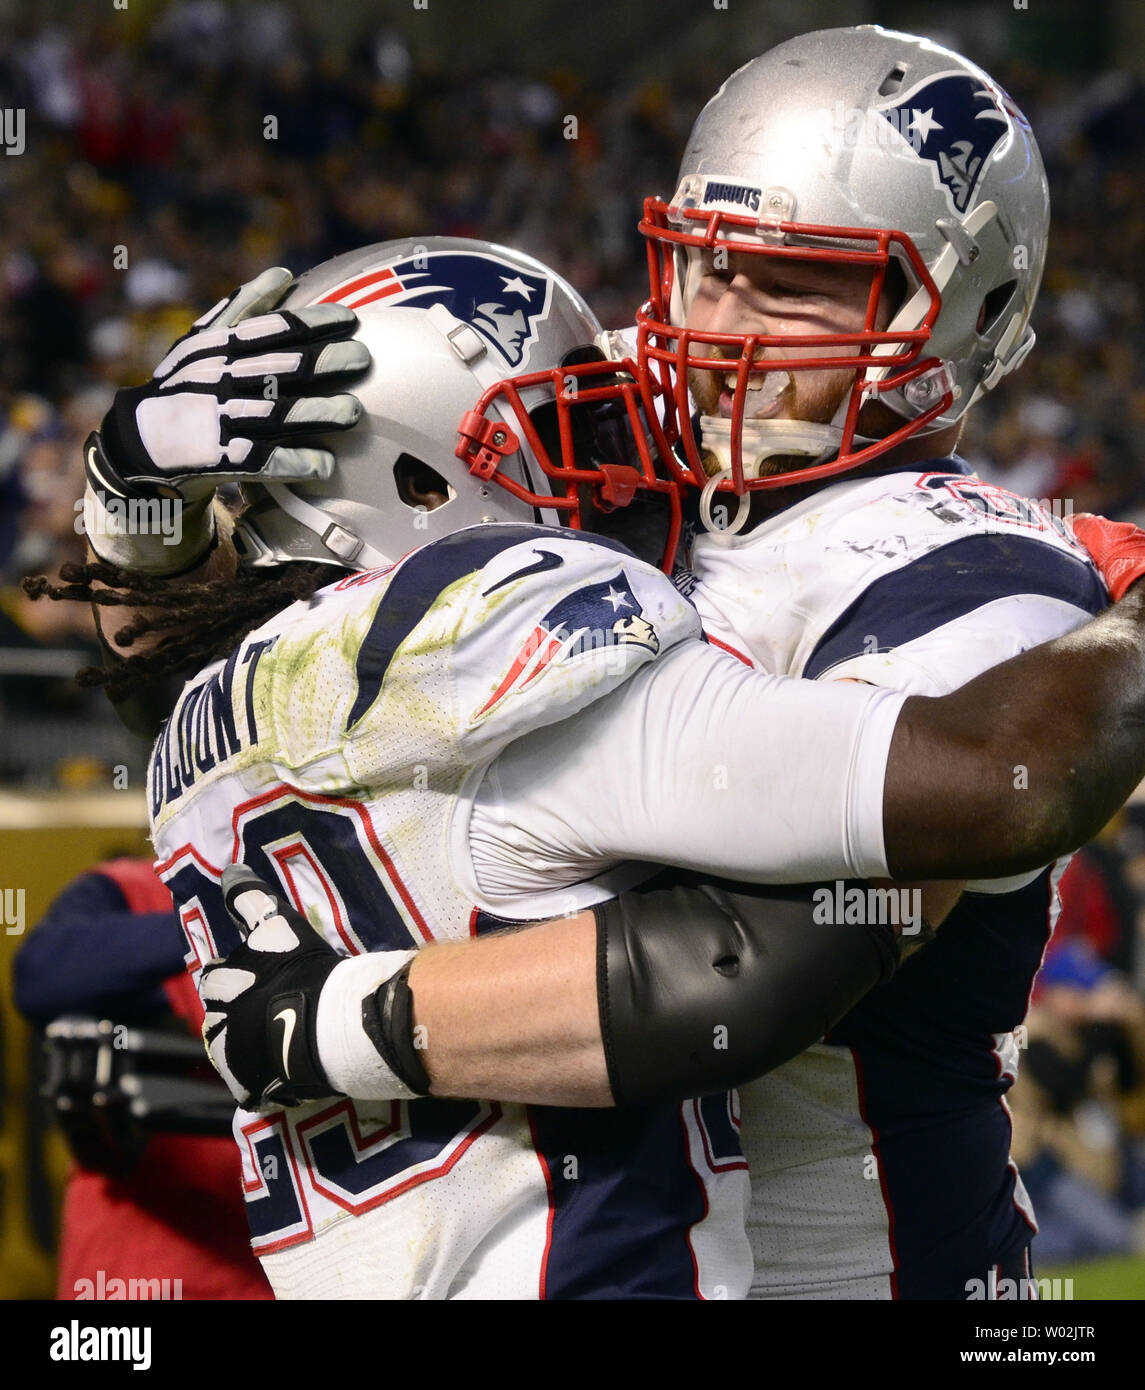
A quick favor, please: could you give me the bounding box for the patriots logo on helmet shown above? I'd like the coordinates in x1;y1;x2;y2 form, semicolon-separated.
877;71;1012;214
473;569;660;722
318;251;553;368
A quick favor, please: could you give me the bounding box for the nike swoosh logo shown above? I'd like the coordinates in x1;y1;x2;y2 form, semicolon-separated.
482;549;564;597
85;443;120;495
273;1006;297;1080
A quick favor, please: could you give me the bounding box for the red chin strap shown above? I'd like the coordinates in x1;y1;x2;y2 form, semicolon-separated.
636;194;952;495
454;352;685;572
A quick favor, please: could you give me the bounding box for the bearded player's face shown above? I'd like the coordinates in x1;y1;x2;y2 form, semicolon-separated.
682;250;899;474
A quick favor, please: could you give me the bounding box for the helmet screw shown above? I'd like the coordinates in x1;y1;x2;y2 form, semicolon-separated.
768;194;783;208
968;246;981;262
492;430;507;446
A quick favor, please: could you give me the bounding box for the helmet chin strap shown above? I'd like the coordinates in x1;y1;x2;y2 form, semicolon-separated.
696;408;876;540
261;482;396;570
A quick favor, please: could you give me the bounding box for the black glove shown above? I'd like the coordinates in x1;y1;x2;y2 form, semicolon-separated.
200;864;343;1108
85;267;368;506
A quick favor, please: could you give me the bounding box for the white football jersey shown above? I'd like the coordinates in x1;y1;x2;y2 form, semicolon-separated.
150;521;903;1299
678;459;1107;1299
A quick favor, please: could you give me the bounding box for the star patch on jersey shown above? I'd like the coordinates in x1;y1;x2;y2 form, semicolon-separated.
472;570;660;722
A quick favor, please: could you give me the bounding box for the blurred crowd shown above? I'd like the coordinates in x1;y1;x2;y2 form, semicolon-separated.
1013;816;1145;1266
0;0;1144;1277
1;4;1145;788
0;2;714;786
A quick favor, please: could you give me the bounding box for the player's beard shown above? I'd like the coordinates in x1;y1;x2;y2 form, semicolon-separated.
687;352;857;479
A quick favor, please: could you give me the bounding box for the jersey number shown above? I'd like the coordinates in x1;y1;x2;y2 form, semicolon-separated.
162;793;483;1253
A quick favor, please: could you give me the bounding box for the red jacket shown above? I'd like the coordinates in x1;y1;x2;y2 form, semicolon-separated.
56;858;271;1301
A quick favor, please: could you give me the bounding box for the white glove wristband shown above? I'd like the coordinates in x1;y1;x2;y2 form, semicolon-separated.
316;951;420;1101
81;483;218;576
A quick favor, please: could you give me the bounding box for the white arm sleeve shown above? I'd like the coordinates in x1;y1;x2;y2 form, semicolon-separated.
466;640;903;906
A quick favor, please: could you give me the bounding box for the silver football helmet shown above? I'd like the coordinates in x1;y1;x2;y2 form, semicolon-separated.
636;25;1050;519
235;236;679;571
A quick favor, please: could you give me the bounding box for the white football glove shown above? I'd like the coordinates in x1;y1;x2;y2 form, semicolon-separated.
83;268;368;573
88;266;368;502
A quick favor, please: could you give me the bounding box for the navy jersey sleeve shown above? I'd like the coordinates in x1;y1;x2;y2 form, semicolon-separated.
798;530;1107;891
13;872;186;1026
804;532;1106;682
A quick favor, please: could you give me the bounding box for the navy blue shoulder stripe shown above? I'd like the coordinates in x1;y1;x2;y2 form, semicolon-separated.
347;524;635;730
859;453;976;482
804;532;1106;680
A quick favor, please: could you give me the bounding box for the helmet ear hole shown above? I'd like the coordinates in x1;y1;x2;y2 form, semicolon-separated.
882;256;909;320
560;344;606;368
394;453;452;512
978;280;1019;338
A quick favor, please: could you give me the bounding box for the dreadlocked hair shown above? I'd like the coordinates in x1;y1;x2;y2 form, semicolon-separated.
22;558;347;704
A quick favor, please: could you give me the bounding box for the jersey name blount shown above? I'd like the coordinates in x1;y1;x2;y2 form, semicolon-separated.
150;638;275;815
702;180;762;212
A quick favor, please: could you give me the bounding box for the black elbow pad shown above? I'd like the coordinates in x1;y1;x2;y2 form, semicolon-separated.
596;881;924;1107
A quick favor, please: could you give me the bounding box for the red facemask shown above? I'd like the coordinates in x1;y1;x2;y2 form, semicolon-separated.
636;193;952;506
455;347;685;571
